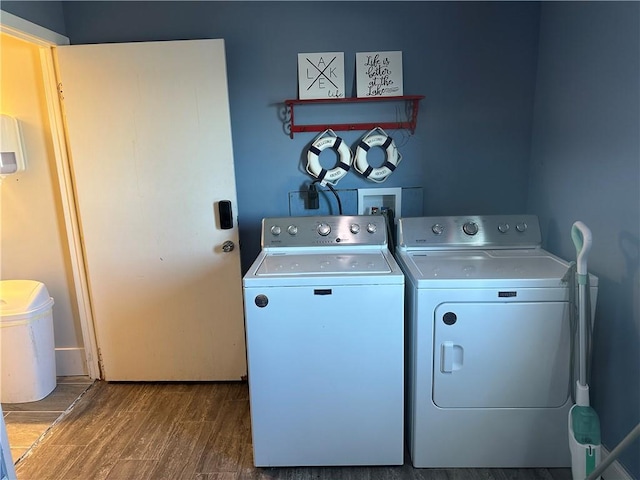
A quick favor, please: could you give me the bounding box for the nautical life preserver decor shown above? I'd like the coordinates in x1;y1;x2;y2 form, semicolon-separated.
305;129;352;186
354;127;402;183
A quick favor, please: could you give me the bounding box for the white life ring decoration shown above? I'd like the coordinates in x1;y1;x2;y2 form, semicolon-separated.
354;127;402;183
306;129;352;186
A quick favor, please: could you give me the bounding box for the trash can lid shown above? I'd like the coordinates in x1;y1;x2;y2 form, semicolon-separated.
0;280;54;317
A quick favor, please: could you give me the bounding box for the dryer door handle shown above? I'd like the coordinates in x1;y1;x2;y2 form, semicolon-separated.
441;342;464;373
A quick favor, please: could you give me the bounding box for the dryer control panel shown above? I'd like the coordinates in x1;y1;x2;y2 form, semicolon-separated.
397;215;542;250
262;215;387;248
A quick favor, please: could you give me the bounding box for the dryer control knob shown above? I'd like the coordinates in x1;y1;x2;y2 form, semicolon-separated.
516;222;528;233
498;223;510;233
350;223;361;234
432;224;444;235
317;223;331;236
367;223;377;234
463;222;479;236
270;225;281;236
287;225;298;235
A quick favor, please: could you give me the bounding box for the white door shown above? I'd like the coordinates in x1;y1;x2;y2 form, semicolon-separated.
56;39;246;381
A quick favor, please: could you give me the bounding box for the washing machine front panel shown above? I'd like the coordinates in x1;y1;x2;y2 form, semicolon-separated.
244;283;404;466
433;301;571;409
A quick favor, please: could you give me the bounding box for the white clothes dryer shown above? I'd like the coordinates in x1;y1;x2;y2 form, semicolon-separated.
243;215;404;467
395;215;598;468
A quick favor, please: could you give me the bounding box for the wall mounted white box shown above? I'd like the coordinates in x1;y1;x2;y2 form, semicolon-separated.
0;114;27;175
357;187;402;221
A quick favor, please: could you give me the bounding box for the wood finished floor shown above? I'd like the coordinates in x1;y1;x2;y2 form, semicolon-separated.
11;381;574;480
2;376;94;462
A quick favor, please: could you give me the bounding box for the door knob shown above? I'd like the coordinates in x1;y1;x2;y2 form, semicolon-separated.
222;240;235;252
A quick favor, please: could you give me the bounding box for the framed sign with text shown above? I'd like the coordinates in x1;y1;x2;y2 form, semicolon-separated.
298;52;345;100
356;51;403;98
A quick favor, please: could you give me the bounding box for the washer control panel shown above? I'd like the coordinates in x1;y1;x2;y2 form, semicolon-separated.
262;215;387;247
398;215;542;249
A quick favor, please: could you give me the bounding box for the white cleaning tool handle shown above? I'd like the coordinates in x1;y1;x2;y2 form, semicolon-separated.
571;221;593;396
575;380;590;408
571;221;592;276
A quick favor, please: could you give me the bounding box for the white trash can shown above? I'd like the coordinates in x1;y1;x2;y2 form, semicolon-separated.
0;280;56;403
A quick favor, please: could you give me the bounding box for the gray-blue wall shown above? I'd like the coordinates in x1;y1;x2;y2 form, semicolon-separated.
57;1;541;271
530;2;640;477
3;1;638;477
1;1;66;35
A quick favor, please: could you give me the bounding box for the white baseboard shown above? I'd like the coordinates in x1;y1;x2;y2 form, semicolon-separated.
602;445;634;480
55;347;87;376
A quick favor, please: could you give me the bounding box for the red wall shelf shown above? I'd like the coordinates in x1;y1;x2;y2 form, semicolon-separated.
283;95;425;138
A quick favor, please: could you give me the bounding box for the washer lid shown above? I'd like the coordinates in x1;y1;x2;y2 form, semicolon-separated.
0;280;54;317
255;252;392;276
401;249;572;286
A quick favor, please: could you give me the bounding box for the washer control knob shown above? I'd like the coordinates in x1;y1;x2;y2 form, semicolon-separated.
270;225;281;236
367;223;377;234
350;223;361;234
317;223;331;236
432;223;444;235
462;222;479;236
516;222;528;233
498;223;510;233
287;225;298;236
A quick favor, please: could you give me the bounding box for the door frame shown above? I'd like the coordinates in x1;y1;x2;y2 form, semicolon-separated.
1;11;101;379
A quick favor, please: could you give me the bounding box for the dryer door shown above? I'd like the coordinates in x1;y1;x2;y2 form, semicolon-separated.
433;301;571;408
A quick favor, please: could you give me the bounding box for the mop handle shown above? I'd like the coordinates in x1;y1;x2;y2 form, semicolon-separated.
572;221;592;394
586;423;640;480
571;221;592;278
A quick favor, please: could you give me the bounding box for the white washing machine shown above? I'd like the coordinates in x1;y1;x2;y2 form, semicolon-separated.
395;215;598;468
243;215;404;467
